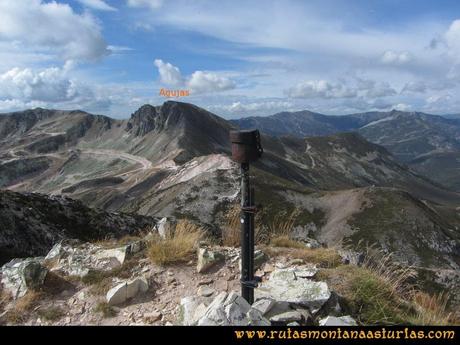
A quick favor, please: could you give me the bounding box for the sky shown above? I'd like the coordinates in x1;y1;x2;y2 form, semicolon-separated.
1;0;460;119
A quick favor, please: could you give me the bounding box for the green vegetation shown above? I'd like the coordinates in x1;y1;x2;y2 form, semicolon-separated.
316;251;455;325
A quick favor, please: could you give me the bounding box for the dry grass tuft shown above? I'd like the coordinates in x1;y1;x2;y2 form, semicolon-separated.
148;219;204;265
5;290;44;324
409;291;453;325
94;301;118;318
37;306;65;321
221;205;241;247
317;248;454;325
263;245;341;268
267;209;301;238
269;235;306;249
94;234;145;249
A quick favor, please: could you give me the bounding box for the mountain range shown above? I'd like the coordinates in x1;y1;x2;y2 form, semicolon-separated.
0;102;459;299
232;109;460;191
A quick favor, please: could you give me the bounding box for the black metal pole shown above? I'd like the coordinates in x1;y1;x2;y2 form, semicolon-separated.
240;162;254;304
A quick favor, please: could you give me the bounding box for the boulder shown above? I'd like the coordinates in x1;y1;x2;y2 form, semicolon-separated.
319;315;357;326
247;308;271;326
197;247;225;273
251;298;276;315
45;239;145;278
180;296;212;325
197;291;270;326
106;276;149;306
255;268;331;311
1;258;48;299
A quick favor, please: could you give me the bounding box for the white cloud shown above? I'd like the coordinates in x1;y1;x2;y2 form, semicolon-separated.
380;50;412;65
154;59;236;94
285;80;357;99
0;65;93;104
154;59;184;86
212;101;295;114
188;71;235;94
77;0;117;11
0;0;109;62
127;0;163;9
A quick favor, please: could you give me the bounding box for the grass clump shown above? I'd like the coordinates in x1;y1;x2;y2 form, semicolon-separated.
269;235;306;249
221;205;241;247
263;245;341;268
148;219;204;265
5;290;44;324
37;306;65;321
94;302;118;318
409;291;453;325
317;250;454;325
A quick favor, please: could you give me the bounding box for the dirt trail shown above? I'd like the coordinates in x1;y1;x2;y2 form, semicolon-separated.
81;149;153;170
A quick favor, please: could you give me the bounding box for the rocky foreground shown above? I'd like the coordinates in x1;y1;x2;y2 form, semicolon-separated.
0;225;362;326
1;220;457;326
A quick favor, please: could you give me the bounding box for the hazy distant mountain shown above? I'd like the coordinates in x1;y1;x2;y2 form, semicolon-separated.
233;109;460;191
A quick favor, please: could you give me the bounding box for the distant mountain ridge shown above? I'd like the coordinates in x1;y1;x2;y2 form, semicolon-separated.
232;109;460;191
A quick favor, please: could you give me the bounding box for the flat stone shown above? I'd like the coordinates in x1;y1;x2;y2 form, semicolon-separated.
270;311;303;323
319;315;357;326
255;269;331;310
251;298;276;316
294;267;318;279
197;285;215;297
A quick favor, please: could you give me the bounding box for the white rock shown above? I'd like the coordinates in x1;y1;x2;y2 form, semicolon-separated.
255;268;331;310
179;296;212;326
157;217;172;238
270;311;303;323
106;277;149;306
319;315;357;326
107;282;128;306
197;292;251;326
197;285;215;297
1;258;48;299
247;308;271;326
294;267;318;279
196;247;225;273
251;298;276;316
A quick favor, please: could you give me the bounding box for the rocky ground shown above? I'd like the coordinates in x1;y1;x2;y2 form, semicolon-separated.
0;226;359;326
0;219;457;326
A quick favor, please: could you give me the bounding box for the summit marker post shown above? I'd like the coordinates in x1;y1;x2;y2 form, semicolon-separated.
229;129;263;304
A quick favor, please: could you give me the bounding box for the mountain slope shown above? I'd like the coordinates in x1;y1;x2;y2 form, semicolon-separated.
0;189;158;264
